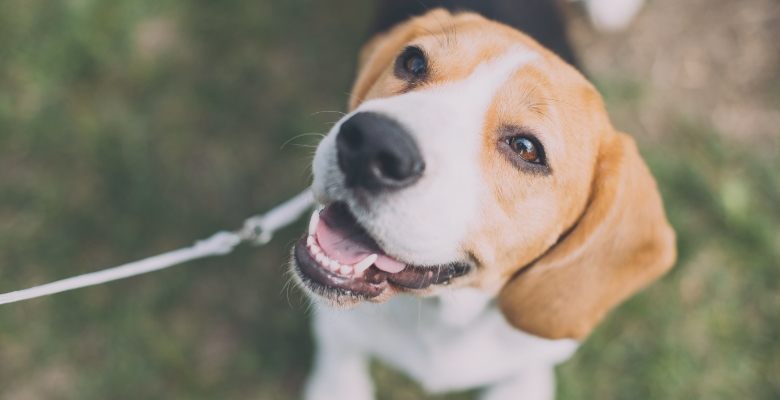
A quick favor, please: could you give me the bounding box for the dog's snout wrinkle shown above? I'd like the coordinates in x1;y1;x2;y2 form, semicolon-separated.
336;112;425;191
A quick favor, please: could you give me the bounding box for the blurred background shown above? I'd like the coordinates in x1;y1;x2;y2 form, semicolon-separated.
0;0;778;398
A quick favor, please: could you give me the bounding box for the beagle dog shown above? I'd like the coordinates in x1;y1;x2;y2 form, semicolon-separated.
290;4;675;400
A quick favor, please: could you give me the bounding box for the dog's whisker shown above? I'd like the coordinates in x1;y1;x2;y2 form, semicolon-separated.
299;167;314;184
443;4;458;48
280;132;326;149
414;24;445;49
345;92;365;105
540;97;585;113
310;110;347;116
416;0;451;49
296;155;316;163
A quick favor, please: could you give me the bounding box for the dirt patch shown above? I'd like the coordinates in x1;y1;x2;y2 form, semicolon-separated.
565;0;780;141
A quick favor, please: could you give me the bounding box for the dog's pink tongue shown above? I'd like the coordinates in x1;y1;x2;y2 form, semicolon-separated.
316;218;406;273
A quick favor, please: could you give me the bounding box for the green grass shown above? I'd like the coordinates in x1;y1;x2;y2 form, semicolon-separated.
0;1;778;399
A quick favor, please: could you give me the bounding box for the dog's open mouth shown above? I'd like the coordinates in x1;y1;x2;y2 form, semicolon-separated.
293;203;469;300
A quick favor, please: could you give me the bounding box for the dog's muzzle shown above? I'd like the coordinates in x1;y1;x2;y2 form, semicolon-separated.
291;111;472;302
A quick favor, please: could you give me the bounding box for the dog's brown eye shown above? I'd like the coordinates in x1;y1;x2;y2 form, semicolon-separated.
498;127;549;174
395;46;428;80
405;54;426;76
508;137;539;162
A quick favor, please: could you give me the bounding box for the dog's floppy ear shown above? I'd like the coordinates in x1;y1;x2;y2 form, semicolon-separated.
498;133;676;340
351;32;387;108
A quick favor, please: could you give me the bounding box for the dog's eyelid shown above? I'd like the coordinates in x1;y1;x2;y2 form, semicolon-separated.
400;45;427;58
403;44;423;52
500;126;545;151
497;125;540;140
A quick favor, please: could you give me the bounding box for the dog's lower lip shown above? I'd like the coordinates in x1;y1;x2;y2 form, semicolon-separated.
294;237;389;298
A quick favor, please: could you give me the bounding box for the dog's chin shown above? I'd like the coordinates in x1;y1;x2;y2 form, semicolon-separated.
290;203;471;308
291;238;390;308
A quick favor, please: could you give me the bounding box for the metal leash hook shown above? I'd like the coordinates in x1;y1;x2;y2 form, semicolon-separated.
0;189;316;306
239;215;275;245
238;189;315;246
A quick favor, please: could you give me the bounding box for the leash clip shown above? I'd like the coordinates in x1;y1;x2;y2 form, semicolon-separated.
239;216;274;245
237;189;316;246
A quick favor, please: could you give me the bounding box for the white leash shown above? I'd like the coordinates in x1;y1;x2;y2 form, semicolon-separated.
0;189;316;306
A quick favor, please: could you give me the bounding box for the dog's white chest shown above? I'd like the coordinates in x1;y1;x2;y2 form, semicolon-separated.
311;288;579;393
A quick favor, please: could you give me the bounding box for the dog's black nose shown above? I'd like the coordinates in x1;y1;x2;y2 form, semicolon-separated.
336;112;425;191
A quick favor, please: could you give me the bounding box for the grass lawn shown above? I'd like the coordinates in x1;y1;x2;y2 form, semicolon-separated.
0;0;778;399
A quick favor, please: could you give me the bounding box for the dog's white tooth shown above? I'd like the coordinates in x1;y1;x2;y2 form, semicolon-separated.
329;261;341;272
306;236;315;246
340;265;353;275
321;256;331;268
353;254;378;276
308;211;320;236
310;244;321;255
315;253;325;263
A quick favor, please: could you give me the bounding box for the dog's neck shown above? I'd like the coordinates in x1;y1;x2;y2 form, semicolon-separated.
432;287;496;327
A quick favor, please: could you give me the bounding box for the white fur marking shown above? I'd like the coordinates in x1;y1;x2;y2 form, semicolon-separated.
306;290;578;398
311;47;539;267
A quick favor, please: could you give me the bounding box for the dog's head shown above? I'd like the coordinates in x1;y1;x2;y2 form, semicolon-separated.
291;10;676;340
